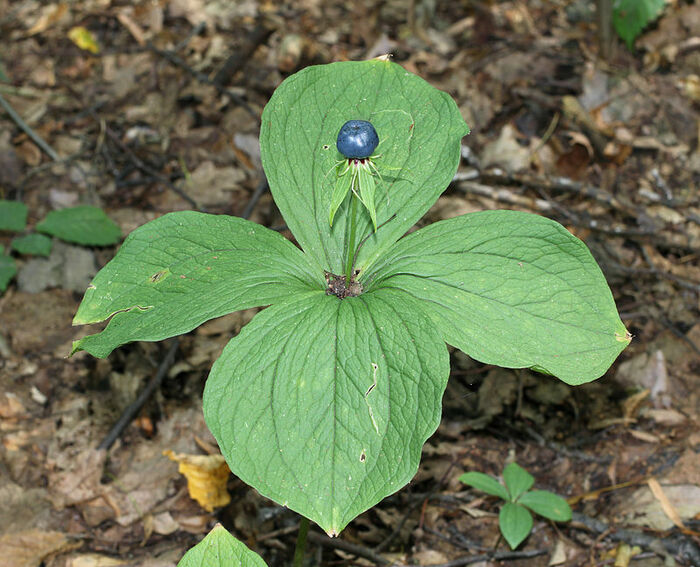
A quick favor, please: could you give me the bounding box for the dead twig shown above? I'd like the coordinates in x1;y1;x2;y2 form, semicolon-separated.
0;91;60;162
393;548;547;567
571;512;700;565
213;20;274;87
424;526;491;553
100;121;203;211
307;531;390;565
373;494;426;553
241;176;269;219
98;339;179;451
147;42;257;119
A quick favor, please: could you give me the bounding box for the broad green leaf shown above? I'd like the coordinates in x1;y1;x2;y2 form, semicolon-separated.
503;463;534;501
178;524;267;567
518;490;572;522
0;200;28;232
203;287;449;536
11;233;52;256
459;472;509;500
613;0;665;49
72;211;323;357
0;254;17;291
499;502;532;550
36;205;121;245
366;210;630;385
260;59;468;275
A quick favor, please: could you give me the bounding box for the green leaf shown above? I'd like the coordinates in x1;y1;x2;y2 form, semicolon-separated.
177;524;267;567
518;490;572;522
613;0;665;49
329;165;352;227
36;206;121;245
499;502;533;550
203;287;449;536
503;463;534;501
0;200;28;232
357;165;377;231
260;59;468;275
459;472;509;500
367;210;630;385
0;254;17;291
11;233;52;256
72;211;323;357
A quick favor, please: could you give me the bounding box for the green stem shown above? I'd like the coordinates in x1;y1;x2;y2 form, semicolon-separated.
345;193;359;283
292;516;310;567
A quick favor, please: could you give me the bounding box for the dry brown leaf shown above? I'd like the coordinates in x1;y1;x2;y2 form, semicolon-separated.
27;3;69;36
548;539;568;566
48;448;106;509
164;450;231;512
481;124;530;173
116;11;146;46
0;392;26;419
677;75;700;102
615;484;700;530
628;429;660;443
621;389;649;421
647;477;685;530
0;530;74;567
65;554;128;567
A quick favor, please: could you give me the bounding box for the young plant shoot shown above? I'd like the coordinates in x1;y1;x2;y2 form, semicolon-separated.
72;60;630;549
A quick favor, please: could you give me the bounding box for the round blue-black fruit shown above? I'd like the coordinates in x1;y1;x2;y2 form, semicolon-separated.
336;120;379;159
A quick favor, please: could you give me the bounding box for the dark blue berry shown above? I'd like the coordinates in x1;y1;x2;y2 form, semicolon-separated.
336;120;379;159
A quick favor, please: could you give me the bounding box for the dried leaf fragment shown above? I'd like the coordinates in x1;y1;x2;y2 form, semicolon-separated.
164;450;230;512
68;26;100;54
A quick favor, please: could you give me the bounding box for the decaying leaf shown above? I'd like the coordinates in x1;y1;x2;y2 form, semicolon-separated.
0;529;75;567
68;26;100;54
164;450;230;512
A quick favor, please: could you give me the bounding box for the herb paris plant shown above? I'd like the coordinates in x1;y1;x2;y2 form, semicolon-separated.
72;59;630;537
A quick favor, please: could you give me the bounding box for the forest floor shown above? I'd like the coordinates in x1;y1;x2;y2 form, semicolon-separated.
0;1;699;566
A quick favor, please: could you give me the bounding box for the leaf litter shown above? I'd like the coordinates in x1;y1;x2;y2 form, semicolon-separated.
0;0;698;565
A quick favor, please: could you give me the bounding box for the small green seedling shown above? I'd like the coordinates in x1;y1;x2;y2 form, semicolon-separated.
0;201;121;292
460;462;572;550
613;0;665;49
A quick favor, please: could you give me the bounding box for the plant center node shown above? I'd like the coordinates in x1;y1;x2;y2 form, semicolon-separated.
325;271;363;299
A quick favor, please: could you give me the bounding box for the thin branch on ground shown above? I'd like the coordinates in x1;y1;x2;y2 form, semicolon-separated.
147;43;257;118
213;19;274;87
98;339;180;451
571;512;700;565
393;548;547;567
373;495;426;553
0;91;60;161
307;531;391;565
241;176;269;219
100;121;204;211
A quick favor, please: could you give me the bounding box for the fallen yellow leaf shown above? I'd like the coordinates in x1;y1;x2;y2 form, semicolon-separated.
164;450;231;512
68;26;100;54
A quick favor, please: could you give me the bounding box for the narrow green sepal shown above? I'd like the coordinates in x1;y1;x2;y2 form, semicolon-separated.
357;166;377;231
329;167;352;227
